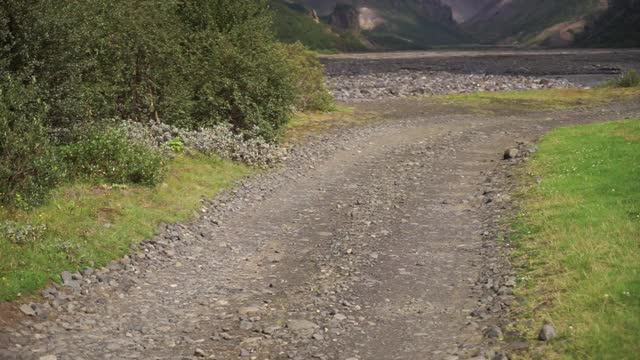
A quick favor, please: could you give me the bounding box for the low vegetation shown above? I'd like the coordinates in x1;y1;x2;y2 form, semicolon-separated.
0;155;251;301
602;70;640;88
284;105;377;144
509;118;640;358
436;87;640;113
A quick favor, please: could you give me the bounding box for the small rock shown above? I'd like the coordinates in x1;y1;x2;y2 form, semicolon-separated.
42;286;58;299
504;278;517;287
503;148;519;160
194;348;206;357
287;319;317;331
19;304;36;316
493;352;510;360
238;306;261;317
81;267;94;277
485;325;503;339
119;276;136;292
39;356;58;360
538;324;556;341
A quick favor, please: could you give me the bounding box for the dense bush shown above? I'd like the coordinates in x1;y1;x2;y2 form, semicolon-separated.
174;0;297;141
0;0;331;208
0;76;63;208
1;0;309;141
282;42;335;112
62;126;165;186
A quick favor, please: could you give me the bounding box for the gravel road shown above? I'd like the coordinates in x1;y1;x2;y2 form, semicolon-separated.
3;49;640;360
3;97;640;360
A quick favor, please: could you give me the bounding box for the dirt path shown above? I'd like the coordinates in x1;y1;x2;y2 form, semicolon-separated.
2;100;640;360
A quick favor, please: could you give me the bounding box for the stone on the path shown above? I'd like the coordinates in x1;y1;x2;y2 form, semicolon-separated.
60;271;80;290
41;286;58;299
334;314;347;321
538;324;556;341
287;319;317;331
19;304;36;316
262;325;281;335
39;356;58;360
194;348;206;357
238;306;261;317
503;148;519;160
485;325;502;339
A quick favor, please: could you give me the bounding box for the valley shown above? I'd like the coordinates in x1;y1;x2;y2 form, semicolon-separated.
273;0;640;50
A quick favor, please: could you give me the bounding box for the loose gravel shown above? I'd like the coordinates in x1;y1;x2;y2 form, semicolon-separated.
326;70;575;101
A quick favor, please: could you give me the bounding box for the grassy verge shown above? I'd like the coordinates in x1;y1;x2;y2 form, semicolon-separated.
283;105;377;144
435;88;640;114
509;118;640;358
0;154;252;302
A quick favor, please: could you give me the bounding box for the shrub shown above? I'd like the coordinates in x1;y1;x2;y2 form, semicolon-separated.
604;70;640;88
1;0;305;142
0;76;63;208
175;0;296;141
281;42;335;112
62;126;165;186
120;120;285;167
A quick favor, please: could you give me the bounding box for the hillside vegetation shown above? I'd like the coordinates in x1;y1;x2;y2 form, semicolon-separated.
270;0;367;52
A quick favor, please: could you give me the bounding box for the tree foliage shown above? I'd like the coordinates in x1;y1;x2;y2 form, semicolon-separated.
0;0;333;207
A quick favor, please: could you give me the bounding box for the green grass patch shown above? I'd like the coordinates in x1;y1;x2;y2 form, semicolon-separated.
436;88;640;114
0;154;252;302
284;105;377;144
510;118;640;358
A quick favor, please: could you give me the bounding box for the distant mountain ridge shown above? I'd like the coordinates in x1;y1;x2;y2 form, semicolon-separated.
272;0;640;50
277;0;470;50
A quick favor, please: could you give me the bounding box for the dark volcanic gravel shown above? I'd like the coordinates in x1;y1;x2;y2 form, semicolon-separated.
326;70;575;101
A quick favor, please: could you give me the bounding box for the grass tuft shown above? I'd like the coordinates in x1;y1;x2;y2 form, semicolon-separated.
601;70;640;89
510;118;640;358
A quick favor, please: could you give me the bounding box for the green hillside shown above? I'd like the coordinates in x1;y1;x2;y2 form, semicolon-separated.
270;1;367;52
365;10;471;49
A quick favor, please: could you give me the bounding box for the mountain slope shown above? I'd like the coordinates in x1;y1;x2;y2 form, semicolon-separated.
463;0;605;45
270;1;368;52
281;0;472;50
440;0;497;22
578;0;640;47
